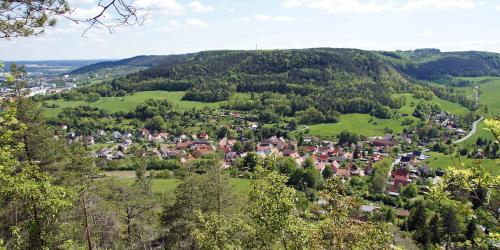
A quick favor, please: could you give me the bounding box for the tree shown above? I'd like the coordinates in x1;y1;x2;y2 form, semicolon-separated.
401;183;419;198
0;67;77;249
144;115;165;132
428;214;442;245
338;130;359;145
370;158;392;194
310;178;392;249
162;163;239;249
248;168;310;249
302;156;315;169
240;152;260;172
407;199;428;231
322;165;333;180
0;0;143;39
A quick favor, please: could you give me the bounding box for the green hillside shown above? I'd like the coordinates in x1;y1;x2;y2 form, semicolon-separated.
377;49;500;80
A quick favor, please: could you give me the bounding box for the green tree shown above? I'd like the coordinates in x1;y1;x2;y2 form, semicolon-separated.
402;183;419;198
322;165;333;180
248;168;310;249
310;178;392;249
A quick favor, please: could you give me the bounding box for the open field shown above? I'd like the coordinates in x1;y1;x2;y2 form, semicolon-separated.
395;93;470;116
306;93;469;138
41;91;224;117
117;177;252;195
425;152;498;175
307;113;406;138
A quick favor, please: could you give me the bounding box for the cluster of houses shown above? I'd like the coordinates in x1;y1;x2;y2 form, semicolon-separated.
434;111;467;135
69;125;443;199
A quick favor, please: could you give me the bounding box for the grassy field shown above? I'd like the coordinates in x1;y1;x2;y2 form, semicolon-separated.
118;177;252;196
425;152;498;175
41;91;223;117
395;93;470;116
458;77;500;145
306;93;469;138
307;114;406;138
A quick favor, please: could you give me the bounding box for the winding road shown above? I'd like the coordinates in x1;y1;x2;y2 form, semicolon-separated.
453;116;484;144
453;85;482;144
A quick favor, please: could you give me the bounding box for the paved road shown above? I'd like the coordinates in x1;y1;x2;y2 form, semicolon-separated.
453;116;484;144
453;85;483;144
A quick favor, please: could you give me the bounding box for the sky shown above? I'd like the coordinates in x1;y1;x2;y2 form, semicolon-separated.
2;0;500;60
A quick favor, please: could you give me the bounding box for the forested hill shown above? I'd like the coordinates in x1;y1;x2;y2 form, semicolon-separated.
68;55;171;75
376;49;500;80
68;48;476;119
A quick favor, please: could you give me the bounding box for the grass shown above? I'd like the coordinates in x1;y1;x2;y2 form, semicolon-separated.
305;93;471;138
307;113;406;138
425;152;498;175
41;91;223;117
395;93;470;116
456;77;500;144
118;177;252;195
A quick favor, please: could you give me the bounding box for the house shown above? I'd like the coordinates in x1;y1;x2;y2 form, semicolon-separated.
396;209;410;218
315;162;326;172
335;168;350;179
198;132;209;140
138;128;150;138
360;205;377;213
97;148;112;158
112;131;122;140
122;132;133;139
112;151;126;159
96;129;106;136
59;124;68;130
85;136;95;146
193;144;213;156
176;141;193;149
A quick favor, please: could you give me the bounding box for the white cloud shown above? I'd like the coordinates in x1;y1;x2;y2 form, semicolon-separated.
495;4;500;11
417;29;437;36
242;14;298;22
228;8;236;13
402;0;476;11
134;0;185;15
186;18;209;27
71;6;108;19
282;0;394;14
188;1;214;13
156;19;208;32
282;0;477;13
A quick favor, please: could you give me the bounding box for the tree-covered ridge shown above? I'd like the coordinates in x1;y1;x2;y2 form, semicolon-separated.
68;55;175;75
377;49;500;80
103;48;419;119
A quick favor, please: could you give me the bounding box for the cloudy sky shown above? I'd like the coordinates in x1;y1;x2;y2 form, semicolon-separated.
2;0;500;60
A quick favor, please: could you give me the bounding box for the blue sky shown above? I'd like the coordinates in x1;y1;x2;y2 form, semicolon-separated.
2;0;500;60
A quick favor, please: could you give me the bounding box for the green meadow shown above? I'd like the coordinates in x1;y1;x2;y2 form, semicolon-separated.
395;93;470;116
41;91;224;117
425;152;498;176
306;92;470;138
307;113;407;138
118;177;252;196
458;77;500;145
